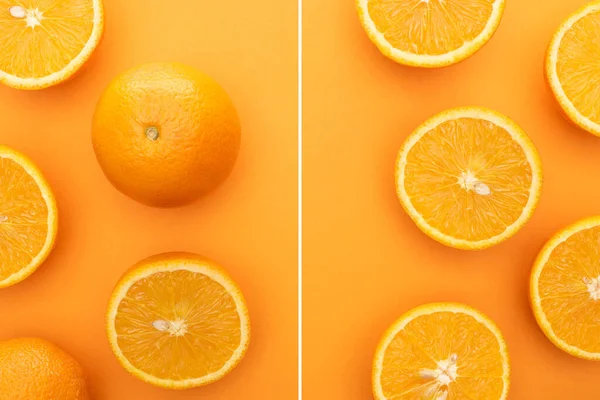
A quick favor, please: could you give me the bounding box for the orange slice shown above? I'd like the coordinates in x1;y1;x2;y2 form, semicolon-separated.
0;145;57;288
530;216;600;360
373;303;510;400
356;0;506;67
0;0;104;90
106;252;251;389
546;1;600;136
395;107;542;250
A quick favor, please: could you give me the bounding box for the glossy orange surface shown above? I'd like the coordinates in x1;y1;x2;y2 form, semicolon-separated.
92;62;241;207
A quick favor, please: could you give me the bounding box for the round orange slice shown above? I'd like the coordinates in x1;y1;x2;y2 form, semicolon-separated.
530;216;600;360
0;0;104;90
0;145;57;288
395;107;542;250
373;303;510;400
106;252;251;389
356;0;506;67
546;1;600;136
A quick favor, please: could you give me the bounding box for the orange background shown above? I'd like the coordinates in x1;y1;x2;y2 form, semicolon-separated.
0;0;297;399
304;0;600;399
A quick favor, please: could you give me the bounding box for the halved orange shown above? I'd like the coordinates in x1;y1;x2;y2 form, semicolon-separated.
546;1;600;136
356;0;506;67
106;252;251;389
0;145;57;288
373;303;510;400
395;107;542;250
0;0;104;90
530;217;600;360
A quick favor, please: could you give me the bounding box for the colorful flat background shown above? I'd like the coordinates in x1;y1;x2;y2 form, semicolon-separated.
304;0;600;398
0;0;297;398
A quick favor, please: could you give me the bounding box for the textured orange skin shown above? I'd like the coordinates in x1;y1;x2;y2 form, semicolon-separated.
0;338;89;400
92;62;241;207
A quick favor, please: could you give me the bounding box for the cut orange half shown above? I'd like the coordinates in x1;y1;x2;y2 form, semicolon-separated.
530;217;600;360
356;0;506;67
546;1;600;136
106;253;251;389
373;303;510;400
0;0;104;90
0;145;58;288
395;107;542;250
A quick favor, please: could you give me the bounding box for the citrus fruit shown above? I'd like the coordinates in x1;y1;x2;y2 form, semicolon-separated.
546;1;600;136
0;0;104;90
92;62;241;208
0;145;57;288
530;216;600;360
0;338;89;399
356;0;506;67
373;303;510;400
106;252;251;389
395;107;542;250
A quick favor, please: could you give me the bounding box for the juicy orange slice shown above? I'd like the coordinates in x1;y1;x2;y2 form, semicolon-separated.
356;0;506;67
373;303;510;400
395;107;542;250
546;1;600;136
0;0;104;90
106;253;251;389
530;217;600;360
0;145;57;288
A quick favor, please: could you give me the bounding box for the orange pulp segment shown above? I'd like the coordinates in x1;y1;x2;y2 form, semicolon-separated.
0;0;104;89
106;253;251;389
546;1;600;136
531;216;600;359
356;0;506;67
0;145;57;287
373;303;510;400
395;107;542;250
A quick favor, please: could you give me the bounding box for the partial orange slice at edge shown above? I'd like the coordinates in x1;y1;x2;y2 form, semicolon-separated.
531;216;600;360
395;107;542;250
0;0;104;89
0;145;57;287
356;0;506;67
106;253;251;389
373;303;510;400
546;1;600;136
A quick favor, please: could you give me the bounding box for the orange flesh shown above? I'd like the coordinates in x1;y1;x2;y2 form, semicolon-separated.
0;0;94;79
556;9;600;125
367;0;495;55
404;117;532;241
0;157;49;281
537;226;600;353
380;312;505;399
114;269;242;380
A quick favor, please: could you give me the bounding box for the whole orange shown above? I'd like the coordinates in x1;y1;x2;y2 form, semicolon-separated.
0;338;89;400
92;62;241;207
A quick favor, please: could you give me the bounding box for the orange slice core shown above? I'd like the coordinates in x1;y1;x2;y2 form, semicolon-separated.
403;116;534;243
114;269;243;381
